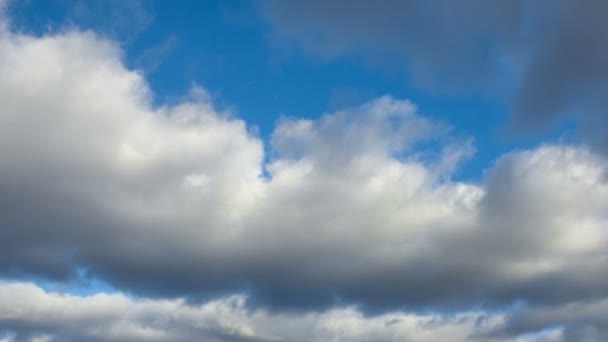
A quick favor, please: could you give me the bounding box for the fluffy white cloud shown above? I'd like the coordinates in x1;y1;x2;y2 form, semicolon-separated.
0;10;608;341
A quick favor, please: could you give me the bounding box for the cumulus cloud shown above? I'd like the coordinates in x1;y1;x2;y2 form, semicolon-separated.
259;0;608;150
1;9;608;340
5;282;608;342
0;281;516;342
5;282;608;341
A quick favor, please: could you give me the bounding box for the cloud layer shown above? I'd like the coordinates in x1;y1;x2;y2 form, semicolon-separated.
5;281;608;341
1;7;608;341
0;282;509;342
4;282;608;342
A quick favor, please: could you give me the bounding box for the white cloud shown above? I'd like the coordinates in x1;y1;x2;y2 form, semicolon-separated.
0;281;509;342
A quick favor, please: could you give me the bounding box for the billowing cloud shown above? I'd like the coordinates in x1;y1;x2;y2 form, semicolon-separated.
5;282;608;342
259;0;608;150
0;281;514;342
1;8;608;341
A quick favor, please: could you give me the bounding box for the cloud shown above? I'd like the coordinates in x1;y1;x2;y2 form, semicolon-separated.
0;281;508;342
1;10;608;339
489;298;608;341
259;0;521;91
5;282;608;341
258;0;608;150
133;34;179;74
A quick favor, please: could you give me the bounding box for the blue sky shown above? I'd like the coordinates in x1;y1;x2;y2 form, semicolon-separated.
1;1;608;341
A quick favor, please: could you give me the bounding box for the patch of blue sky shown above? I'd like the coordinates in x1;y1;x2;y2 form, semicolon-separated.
0;267;118;297
518;325;564;342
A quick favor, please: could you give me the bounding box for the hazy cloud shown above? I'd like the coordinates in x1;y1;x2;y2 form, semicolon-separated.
489;298;608;341
3;282;606;341
259;0;608;150
133;34;179;74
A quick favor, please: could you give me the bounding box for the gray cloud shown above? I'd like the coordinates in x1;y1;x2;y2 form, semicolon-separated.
4;282;608;341
259;0;608;150
259;0;521;91
0;282;515;342
488;298;608;341
1;9;608;340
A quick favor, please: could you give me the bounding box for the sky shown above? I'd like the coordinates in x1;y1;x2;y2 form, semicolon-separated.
0;1;607;341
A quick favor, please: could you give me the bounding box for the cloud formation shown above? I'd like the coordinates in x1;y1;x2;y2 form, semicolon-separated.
492;298;608;341
4;282;608;342
0;282;512;342
1;7;608;341
259;0;608;149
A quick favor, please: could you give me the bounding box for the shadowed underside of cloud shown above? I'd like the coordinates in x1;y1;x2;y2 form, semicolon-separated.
259;0;608;151
1;6;608;342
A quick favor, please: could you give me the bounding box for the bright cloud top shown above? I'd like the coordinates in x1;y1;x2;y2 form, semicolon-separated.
1;9;608;342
